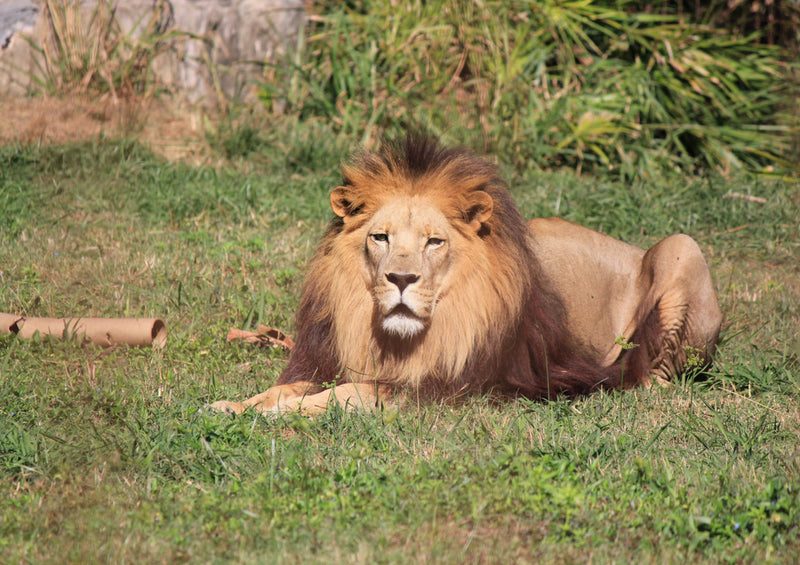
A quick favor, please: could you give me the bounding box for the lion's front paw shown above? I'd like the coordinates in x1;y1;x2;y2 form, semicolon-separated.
206;400;247;415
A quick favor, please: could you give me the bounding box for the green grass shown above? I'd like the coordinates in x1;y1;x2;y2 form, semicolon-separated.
0;134;799;563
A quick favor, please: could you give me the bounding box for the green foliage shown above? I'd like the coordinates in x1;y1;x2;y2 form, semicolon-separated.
205;107;268;160
263;0;797;177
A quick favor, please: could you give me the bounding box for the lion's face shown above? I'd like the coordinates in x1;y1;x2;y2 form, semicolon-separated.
363;198;454;339
327;158;495;366
329;176;494;345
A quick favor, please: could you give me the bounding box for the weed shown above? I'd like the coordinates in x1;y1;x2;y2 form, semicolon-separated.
25;0;178;98
204;106;267;160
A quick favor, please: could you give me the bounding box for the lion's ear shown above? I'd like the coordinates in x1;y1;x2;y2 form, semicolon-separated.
465;190;494;231
330;186;355;219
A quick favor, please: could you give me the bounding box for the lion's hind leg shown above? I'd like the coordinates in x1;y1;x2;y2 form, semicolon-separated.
629;234;722;384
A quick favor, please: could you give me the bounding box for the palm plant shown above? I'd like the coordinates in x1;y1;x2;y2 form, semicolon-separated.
263;0;796;176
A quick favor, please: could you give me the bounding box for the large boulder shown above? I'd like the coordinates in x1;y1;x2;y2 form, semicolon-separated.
0;0;306;103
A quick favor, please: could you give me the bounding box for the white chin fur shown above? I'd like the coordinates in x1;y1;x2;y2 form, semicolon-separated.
381;314;425;339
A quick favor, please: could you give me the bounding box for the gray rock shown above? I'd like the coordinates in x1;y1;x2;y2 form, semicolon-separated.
158;0;306;103
0;1;39;50
0;0;40;95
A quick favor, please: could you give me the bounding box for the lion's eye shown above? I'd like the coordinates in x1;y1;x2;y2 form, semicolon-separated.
426;237;445;248
370;233;389;243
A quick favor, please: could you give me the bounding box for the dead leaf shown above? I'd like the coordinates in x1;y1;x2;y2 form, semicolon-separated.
227;325;295;350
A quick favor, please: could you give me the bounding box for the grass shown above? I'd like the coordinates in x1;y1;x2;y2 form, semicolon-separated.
0;131;799;563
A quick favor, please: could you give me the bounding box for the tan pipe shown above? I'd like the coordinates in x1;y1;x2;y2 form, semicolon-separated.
0;314;166;348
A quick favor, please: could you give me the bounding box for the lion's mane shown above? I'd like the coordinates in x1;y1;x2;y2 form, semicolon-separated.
277;135;650;399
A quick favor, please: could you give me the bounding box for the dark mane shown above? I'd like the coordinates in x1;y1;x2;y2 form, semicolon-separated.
390;133;493;181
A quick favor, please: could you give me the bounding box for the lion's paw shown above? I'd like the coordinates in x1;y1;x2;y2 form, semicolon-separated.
205;400;246;415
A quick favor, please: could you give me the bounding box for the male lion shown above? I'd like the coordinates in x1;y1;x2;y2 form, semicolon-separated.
211;135;722;414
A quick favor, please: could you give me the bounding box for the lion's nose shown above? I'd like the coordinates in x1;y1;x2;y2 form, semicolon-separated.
386;272;419;293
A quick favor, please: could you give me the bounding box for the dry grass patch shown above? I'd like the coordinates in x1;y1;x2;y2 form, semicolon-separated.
0;95;218;162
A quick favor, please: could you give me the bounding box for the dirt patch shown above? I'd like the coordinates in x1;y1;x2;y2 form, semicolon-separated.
0;95;209;162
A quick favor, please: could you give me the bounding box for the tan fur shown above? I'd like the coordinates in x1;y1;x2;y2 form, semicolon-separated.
210;136;722;415
528;218;722;379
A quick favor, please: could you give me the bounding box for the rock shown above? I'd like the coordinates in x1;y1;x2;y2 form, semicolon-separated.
0;0;306;103
0;1;39;50
0;1;40;95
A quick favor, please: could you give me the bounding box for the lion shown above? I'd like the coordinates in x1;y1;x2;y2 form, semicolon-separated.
210;134;722;415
